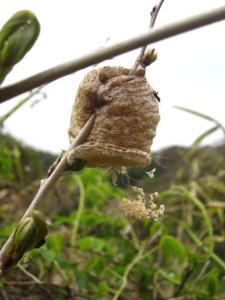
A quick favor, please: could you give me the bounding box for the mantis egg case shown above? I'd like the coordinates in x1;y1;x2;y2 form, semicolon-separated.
68;66;160;168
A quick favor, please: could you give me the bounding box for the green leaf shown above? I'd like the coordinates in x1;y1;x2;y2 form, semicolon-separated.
55;255;73;270
40;248;56;265
75;270;88;289
96;281;110;298
85;255;106;275
206;269;219;296
0;142;14;180
0;224;15;238
78;237;107;252
46;232;65;255
149;222;161;236
159;235;187;263
158;268;181;285
188;125;220;157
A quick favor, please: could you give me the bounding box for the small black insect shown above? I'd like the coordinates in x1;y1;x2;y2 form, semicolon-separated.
153;91;160;102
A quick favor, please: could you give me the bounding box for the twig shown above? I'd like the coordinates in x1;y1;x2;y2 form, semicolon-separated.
1;5;225;103
174;267;193;297
130;0;165;74
53;260;69;284
0;289;10;300
150;0;165;27
5;280;38;285
113;243;146;300
17;263;42;284
191;260;210;286
0;113;96;271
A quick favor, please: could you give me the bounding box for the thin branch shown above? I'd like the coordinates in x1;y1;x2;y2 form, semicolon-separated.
17;264;42;284
71;175;85;247
1;5;225;103
174;267;193;297
130;0;165;74
0;113;96;271
150;0;165;27
191;260;210;287
113;243;146;300
0;289;10;300
53;260;70;284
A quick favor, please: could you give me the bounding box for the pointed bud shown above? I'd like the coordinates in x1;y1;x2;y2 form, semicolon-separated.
1;210;48;272
13;210;48;253
0;10;40;84
142;48;158;67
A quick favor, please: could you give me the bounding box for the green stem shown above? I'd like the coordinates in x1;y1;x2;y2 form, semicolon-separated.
53;260;70;284
113;243;145;300
70;175;85;247
178;186;213;248
130;225;140;250
184;225;225;271
161;186;213;250
0;88;41;127
174;106;225;134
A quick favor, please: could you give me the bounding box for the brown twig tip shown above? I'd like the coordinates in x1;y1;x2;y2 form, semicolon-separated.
150;0;165;28
130;0;165;75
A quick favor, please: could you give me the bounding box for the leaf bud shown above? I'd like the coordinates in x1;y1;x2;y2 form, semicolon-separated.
0;10;40;84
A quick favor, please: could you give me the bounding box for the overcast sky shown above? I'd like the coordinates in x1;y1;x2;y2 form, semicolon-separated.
1;0;225;154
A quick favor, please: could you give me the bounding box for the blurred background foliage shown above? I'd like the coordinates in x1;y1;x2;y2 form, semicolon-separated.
0;8;225;300
0;126;224;300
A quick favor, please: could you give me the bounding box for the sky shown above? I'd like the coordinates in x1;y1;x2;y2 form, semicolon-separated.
0;0;225;154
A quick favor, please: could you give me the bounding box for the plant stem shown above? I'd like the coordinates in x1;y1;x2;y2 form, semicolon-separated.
17;264;42;284
129;225;140;250
174;106;225;134
184;225;225;271
53;260;70;284
160;186;213;249
113;243;145;300
1;5;225;103
0;88;42;127
174;267;193;297
0;113;96;272
71;175;85;247
130;0;165;74
175;185;213;249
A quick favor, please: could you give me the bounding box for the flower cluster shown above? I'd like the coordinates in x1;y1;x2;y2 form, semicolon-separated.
120;171;165;221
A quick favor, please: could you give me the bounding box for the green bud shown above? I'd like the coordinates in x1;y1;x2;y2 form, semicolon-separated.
0;10;40;84
142;48;158;67
13;210;48;253
2;210;48;272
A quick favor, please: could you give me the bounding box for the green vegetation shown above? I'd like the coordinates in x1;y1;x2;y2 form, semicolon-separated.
0;130;224;299
0;8;224;300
